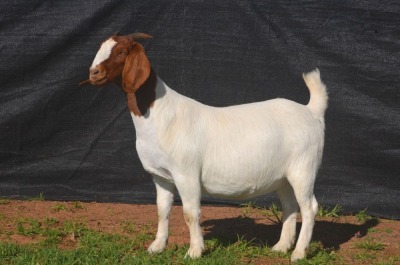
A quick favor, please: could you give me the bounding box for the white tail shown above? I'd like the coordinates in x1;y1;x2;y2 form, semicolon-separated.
303;69;328;120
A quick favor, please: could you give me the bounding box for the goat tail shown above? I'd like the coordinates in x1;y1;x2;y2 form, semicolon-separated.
303;69;328;120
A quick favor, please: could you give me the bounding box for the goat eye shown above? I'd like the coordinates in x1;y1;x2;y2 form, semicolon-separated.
118;52;128;56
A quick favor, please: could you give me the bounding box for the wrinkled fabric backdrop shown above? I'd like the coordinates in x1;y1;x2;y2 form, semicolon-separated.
0;1;399;219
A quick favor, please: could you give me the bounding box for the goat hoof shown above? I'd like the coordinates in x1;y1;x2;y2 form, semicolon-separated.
147;240;166;254
272;242;291;253
184;246;203;259
290;249;306;262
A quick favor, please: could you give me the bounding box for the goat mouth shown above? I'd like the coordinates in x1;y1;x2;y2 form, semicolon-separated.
90;76;108;86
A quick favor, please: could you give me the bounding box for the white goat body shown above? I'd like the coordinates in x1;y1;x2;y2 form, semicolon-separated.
133;70;327;261
87;35;328;261
134;79;325;200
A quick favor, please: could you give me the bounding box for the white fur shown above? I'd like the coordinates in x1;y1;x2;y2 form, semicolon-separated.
133;69;327;261
90;38;117;69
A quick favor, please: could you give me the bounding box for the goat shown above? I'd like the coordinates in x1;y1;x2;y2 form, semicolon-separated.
83;33;328;262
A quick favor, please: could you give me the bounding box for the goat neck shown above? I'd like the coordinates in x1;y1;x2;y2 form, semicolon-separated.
126;67;158;117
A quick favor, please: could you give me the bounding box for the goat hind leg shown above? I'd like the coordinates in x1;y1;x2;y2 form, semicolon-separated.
148;176;176;254
288;174;318;261
272;182;298;253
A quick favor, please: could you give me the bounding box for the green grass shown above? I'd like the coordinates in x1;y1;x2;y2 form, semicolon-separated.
317;204;342;218
52;203;68;212
3;201;396;265
297;241;337;265
240;201;258;217
71;201;85;210
353;251;377;261
44;217;59;226
355;238;385;251
267;203;283;224
355;208;369;222
0;198;11;205
0;231;278;265
383;228;393;234
27;193;46;201
240;202;282;224
243;201;345;223
0;218;153;265
0;215;342;265
355;208;381;224
16;218;42;236
49;201;86;213
121;221;137;234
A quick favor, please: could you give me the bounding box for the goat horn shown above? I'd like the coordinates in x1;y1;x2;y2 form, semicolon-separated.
129;33;153;40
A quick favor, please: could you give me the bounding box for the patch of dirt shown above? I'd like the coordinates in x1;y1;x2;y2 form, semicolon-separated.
0;200;399;264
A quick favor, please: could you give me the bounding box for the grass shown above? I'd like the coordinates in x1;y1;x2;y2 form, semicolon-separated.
0;217;153;264
349;208;396;264
268;203;283;224
0;198;11;205
121;221;137;234
49;201;85;213
317;204;342;218
352;238;388;264
52;203;68;212
27;192;46;201
0;220;289;265
353;251;377;261
383;228;393;234
0;200;398;264
16;218;42;236
355;208;370;222
297;241;337;265
355;208;381;224
72;201;85;210
237;203;398;264
0;234;144;265
242;201;344;222
240;202;282;224
1;214;341;265
355;238;385;251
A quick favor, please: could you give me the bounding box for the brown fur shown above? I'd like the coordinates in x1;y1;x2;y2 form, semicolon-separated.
121;42;151;94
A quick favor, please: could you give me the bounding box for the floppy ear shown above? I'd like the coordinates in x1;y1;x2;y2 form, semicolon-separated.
127;92;142;116
122;43;151;93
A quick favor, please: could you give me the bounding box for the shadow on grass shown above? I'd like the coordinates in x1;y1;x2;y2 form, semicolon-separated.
202;217;379;250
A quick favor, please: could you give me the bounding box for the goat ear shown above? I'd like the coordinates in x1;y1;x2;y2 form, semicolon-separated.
127;92;142;116
122;43;151;93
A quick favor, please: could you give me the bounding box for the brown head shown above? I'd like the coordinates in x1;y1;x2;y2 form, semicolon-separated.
84;33;154;116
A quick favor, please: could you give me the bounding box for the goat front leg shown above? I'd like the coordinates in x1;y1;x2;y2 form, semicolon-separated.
175;175;204;258
148;176;176;254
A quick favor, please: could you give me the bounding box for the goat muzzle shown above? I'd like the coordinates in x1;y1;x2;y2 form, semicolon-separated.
88;66;108;86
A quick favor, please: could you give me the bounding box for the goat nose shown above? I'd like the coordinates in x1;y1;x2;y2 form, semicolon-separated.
90;68;100;76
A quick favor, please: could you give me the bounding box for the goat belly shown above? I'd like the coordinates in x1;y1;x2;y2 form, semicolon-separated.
200;174;285;200
200;162;287;200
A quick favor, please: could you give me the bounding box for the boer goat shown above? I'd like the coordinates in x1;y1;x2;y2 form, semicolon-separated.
83;33;328;262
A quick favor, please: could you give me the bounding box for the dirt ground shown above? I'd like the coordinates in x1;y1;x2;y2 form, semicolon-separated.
0;200;399;264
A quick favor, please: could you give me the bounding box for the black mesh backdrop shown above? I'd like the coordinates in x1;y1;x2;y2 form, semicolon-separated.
0;1;399;219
